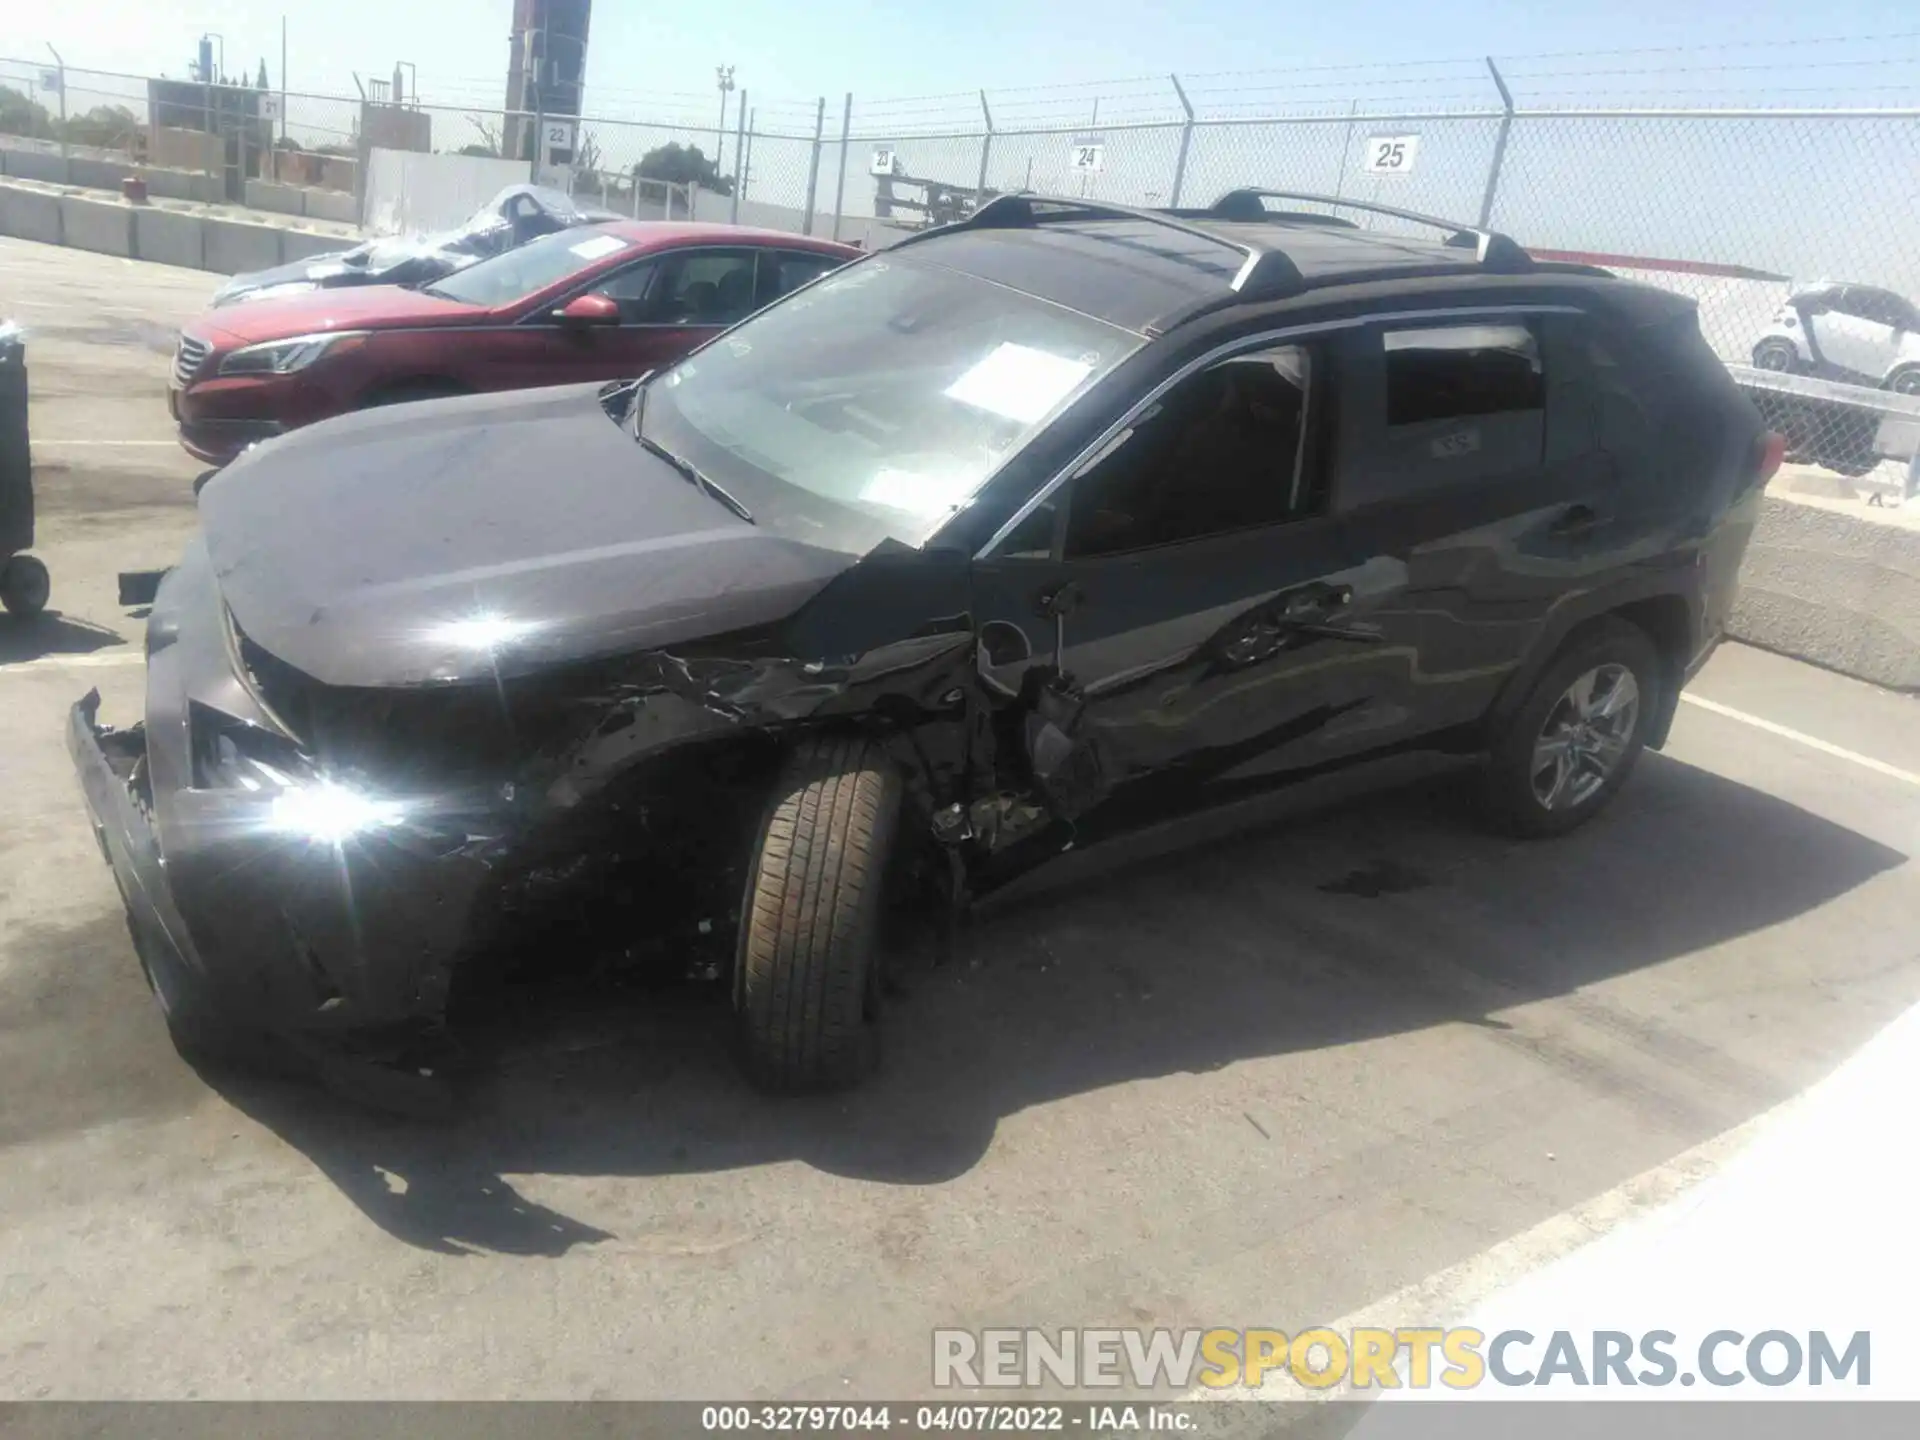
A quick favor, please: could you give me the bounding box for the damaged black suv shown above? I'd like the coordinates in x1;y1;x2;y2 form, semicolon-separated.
71;190;1777;1096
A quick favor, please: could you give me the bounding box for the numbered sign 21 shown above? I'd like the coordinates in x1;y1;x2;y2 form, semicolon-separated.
1362;134;1420;175
1069;142;1106;174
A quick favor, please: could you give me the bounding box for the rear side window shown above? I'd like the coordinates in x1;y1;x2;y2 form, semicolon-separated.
1385;323;1543;426
767;251;843;302
1335;319;1548;510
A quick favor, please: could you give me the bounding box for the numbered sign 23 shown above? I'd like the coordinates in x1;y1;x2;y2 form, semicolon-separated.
869;146;897;177
1362;134;1420;175
1069;142;1106;173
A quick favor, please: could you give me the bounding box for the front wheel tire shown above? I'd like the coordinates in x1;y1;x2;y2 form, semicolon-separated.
733;734;902;1093
1480;619;1659;838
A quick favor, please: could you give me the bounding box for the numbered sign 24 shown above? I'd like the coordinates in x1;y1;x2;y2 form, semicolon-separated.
1069;142;1106;174
1362;134;1420;175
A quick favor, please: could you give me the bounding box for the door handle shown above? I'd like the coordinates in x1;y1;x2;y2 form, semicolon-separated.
1279;584;1353;620
1549;503;1604;537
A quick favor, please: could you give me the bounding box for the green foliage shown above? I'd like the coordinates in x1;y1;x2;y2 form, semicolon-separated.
634;142;733;197
0;85;139;149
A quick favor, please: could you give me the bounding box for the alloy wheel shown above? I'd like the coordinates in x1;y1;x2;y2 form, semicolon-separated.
1530;663;1639;811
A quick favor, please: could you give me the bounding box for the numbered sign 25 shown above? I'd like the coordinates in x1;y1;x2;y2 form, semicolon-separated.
1069;143;1106;173
1362;134;1420;175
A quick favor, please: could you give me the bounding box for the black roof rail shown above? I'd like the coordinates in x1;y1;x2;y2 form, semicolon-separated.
1205;188;1535;273
891;192;1307;301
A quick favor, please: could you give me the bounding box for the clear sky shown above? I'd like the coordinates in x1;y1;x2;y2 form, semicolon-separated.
12;0;1920;129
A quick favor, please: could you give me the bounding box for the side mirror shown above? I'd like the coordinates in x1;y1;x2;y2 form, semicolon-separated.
552;293;620;326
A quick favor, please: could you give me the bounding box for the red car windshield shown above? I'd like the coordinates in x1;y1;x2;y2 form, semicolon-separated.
422;227;634;308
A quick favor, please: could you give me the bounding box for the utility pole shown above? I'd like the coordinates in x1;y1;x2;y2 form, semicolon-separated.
714;65;735;174
279;17;288;146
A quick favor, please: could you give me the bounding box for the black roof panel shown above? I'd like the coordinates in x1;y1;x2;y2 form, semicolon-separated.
903;221;1242;333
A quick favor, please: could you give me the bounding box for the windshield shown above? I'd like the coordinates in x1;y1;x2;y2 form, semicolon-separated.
638;255;1140;548
423;226;632;308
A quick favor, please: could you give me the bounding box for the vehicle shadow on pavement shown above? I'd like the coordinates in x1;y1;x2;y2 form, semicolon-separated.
0;612;124;665
211;753;1909;1256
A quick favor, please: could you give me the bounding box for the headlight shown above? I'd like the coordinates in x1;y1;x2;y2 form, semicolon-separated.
219;331;367;376
195;710;405;843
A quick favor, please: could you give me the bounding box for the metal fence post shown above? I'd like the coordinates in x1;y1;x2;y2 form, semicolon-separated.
831;92;852;241
730;90;747;223
802;96;826;234
46;46;67;161
1477;57;1516;229
976;90;994;204
1168;73;1194;207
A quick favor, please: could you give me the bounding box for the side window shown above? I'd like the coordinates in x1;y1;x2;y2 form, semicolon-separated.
1854;290;1905;329
1385;322;1543;426
766;251;843;304
586;261;658;324
648;251;760;325
1062;345;1316;560
1341;321;1546;505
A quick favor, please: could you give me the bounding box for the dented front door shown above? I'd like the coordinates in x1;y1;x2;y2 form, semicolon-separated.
968;517;1389;842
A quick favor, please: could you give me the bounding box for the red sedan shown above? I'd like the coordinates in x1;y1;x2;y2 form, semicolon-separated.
169;222;859;466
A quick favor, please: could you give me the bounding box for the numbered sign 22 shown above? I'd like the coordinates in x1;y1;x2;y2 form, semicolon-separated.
1362;134;1420;175
1069;143;1106;174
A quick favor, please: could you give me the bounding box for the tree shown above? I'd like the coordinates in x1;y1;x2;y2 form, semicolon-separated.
0;85;55;140
635;142;733;197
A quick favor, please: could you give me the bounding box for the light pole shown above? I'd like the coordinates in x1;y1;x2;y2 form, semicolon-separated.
715;65;735;175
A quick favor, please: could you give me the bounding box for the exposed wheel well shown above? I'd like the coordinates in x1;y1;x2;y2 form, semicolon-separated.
1490;594;1695;754
1588;596;1693;750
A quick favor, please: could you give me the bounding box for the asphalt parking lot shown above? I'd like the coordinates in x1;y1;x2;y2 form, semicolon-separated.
3;236;1920;1401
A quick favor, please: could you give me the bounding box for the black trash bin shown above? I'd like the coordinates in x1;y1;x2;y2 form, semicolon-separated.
0;321;48;617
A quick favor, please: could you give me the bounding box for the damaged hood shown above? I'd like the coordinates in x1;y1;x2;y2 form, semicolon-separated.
198;384;859;688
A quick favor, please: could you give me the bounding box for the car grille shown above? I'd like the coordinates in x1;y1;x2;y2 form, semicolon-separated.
173;333;212;387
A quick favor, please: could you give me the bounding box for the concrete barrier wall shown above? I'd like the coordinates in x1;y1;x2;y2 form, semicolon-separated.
132;206;204;269
304;189;360;225
56;194;132;258
141;168;223;204
1;148;70;185
243;179;305;217
1729;495;1920;691
0;186;62;244
280;230;349;262
201;217;287;275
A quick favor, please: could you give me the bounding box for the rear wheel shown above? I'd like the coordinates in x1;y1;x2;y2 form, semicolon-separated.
733;734;901;1093
1480;619;1659;838
0;554;50;617
1752;340;1800;374
1887;366;1920;397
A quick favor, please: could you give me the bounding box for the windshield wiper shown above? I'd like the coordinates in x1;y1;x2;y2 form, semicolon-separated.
638;433;755;525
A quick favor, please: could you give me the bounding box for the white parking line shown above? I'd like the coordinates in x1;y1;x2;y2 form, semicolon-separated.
1679;692;1920;788
31;439;177;447
0;650;142;674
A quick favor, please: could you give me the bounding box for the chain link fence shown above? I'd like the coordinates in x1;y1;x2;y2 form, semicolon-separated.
3;56;1917;489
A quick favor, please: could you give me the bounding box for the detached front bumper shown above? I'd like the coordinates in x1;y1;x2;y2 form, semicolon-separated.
67;546;506;1058
67;690;215;1022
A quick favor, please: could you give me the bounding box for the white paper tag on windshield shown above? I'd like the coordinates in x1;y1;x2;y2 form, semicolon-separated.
944;343;1093;425
569;234;628;260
